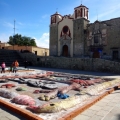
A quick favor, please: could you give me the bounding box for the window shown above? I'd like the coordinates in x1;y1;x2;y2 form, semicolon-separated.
35;51;37;55
62;26;69;34
103;53;106;55
45;52;47;56
94;34;100;43
37;58;39;61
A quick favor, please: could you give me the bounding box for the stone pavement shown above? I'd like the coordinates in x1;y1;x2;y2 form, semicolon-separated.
73;89;120;120
29;67;119;77
1;90;120;120
0;67;119;120
0;106;26;120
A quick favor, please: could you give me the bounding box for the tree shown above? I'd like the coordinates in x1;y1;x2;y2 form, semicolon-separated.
8;34;37;46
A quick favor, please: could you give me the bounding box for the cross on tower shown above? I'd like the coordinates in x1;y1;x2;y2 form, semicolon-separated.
81;0;82;4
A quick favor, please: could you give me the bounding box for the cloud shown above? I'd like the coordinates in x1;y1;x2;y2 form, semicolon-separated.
42;14;49;19
17;22;24;26
0;32;49;48
35;33;49;48
3;22;13;28
90;4;120;22
88;0;120;22
0;33;10;43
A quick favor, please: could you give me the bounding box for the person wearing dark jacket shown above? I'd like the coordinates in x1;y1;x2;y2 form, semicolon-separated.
24;61;28;68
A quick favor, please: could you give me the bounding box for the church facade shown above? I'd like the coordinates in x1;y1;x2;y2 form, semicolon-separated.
49;4;120;60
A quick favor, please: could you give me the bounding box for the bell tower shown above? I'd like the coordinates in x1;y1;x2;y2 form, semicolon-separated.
73;4;89;57
49;12;62;56
74;4;89;19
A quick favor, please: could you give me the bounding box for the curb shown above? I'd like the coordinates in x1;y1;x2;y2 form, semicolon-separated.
0;99;43;120
58;87;116;120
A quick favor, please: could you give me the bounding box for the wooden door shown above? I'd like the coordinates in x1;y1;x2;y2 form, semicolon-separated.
62;45;68;57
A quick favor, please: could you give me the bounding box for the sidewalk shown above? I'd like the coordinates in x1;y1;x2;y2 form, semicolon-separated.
28;66;120;77
0;106;26;120
73;89;120;120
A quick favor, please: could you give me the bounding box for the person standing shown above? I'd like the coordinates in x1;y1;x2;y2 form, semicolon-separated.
13;60;19;73
24;60;28;68
9;62;14;73
1;62;6;73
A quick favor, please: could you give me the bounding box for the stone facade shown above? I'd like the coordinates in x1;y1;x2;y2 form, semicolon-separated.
17;51;120;73
49;4;120;60
37;56;120;73
87;18;120;60
49;24;58;56
73;18;88;56
50;4;89;57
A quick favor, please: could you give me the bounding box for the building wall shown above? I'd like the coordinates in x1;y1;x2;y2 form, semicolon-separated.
105;18;120;59
36;56;120;73
49;4;89;57
32;47;49;56
87;18;120;59
58;17;73;57
49;24;58;56
0;43;49;56
73;18;89;56
0;43;11;49
49;4;120;60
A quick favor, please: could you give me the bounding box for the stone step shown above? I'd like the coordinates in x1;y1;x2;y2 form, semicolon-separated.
0;49;24;66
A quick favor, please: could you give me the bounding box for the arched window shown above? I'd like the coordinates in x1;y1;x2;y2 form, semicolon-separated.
80;8;83;17
84;9;85;17
75;10;77;18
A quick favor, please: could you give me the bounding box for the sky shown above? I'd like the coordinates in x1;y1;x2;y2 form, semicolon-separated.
0;0;120;48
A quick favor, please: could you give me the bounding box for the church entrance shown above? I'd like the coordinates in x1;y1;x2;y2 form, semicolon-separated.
62;45;68;57
93;51;100;58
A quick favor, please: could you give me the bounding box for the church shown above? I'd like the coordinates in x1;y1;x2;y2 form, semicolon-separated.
49;4;120;60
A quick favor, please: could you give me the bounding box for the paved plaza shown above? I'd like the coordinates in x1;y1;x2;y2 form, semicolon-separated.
73;89;120;120
0;106;27;120
0;67;120;120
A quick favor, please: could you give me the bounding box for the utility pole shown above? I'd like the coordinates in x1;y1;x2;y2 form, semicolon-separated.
13;19;16;35
13;19;16;50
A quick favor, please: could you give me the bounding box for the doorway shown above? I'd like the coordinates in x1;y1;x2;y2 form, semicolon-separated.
35;51;37;55
112;51;118;60
62;45;68;57
93;51;100;58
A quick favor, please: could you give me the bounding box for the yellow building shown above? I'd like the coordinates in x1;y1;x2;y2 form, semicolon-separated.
0;42;11;49
0;42;49;56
